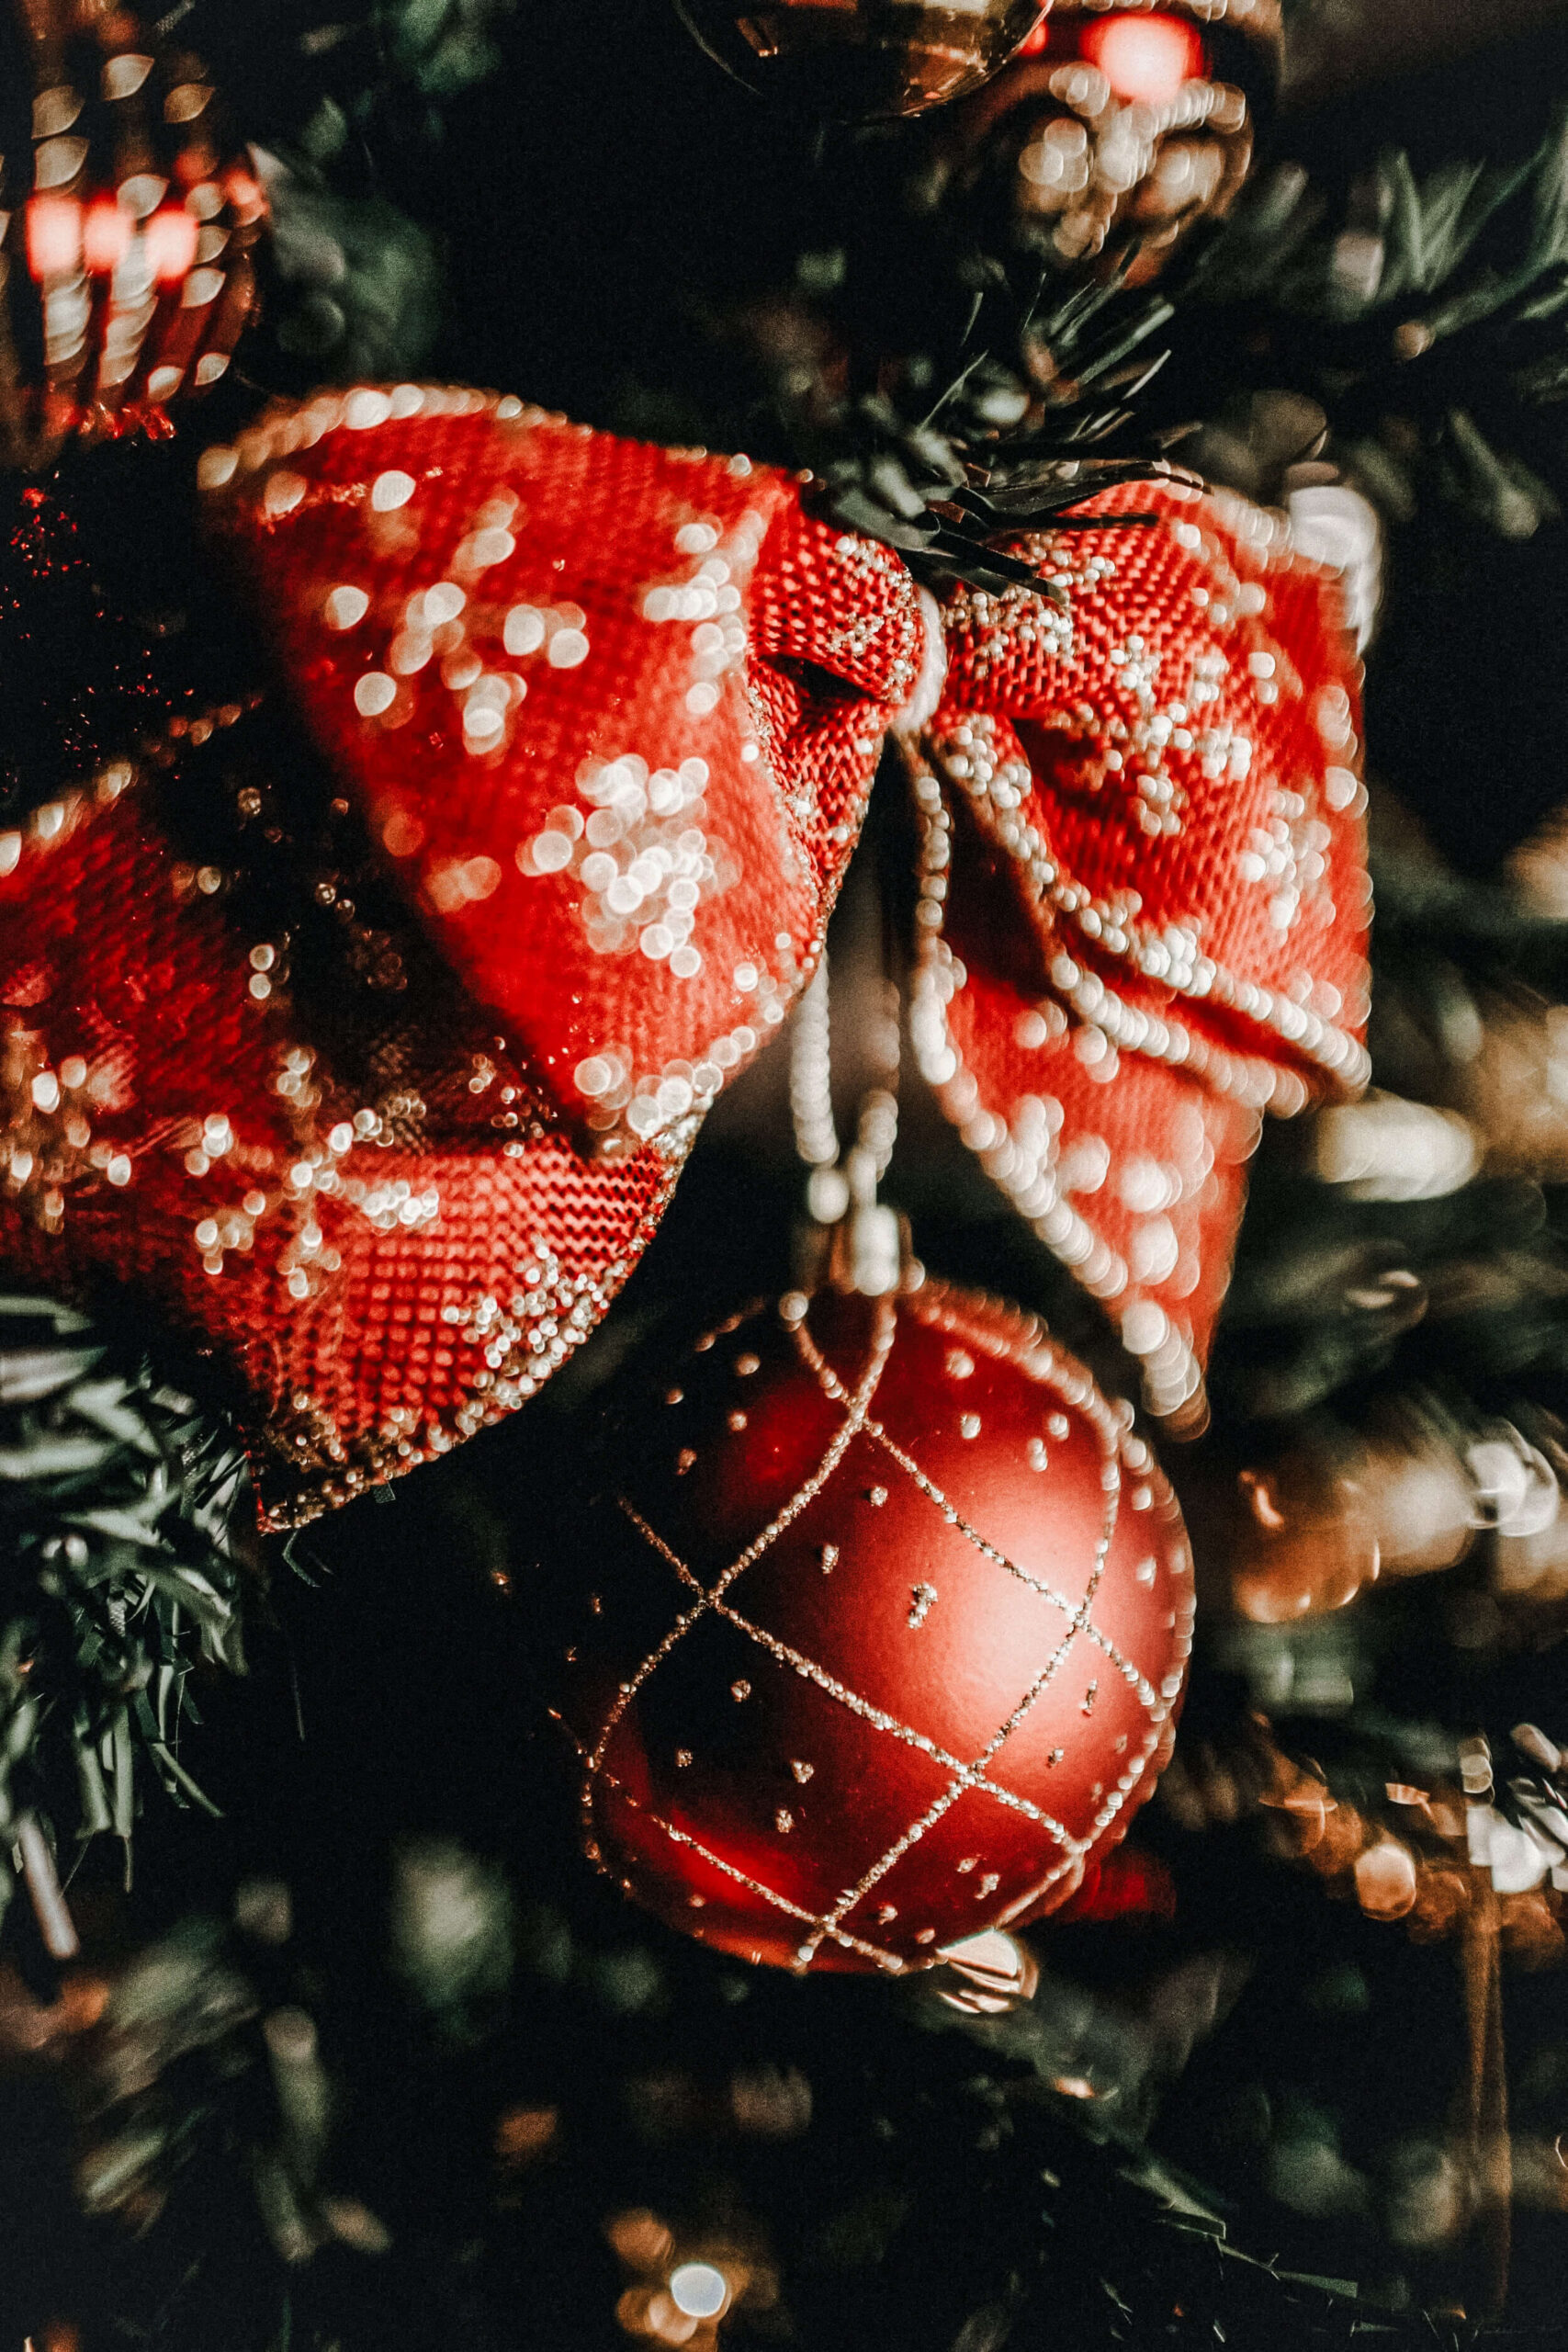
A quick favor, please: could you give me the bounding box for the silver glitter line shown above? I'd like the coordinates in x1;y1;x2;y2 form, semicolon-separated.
583;1299;897;1871
785;1285;1139;1844
860;1412;1122;1621
1082;1622;1160;1710
581;1283;1169;1972
972;1622;1088;1769
793;1299;1126;1662
995;1849;1087;1926
584;1607;705;1775
717;1601;1079;1848
618;1499;705;1594
825;1354;1148;1721
788;1280;1175;1929
798;1776;974;1961
596;1765;910;1972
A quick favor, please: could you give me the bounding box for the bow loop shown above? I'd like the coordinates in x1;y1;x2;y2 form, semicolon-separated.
912;481;1371;1419
0;390;925;1522
205;390;922;1155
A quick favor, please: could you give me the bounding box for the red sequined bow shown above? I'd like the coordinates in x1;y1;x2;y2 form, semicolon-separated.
0;389;923;1523
909;480;1371;1426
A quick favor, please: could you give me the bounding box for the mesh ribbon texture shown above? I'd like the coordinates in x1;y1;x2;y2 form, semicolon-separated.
0;389;923;1522
910;480;1371;1427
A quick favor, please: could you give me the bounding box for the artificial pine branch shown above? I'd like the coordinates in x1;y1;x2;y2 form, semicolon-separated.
1169;107;1568;537
0;1296;250;1941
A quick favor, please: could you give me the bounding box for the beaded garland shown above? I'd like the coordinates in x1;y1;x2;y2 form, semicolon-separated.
908;478;1371;1426
548;1279;1193;1974
0;387;926;1523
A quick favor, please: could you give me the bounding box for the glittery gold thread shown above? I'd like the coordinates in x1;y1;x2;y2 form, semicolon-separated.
594;1763;910;1970
584;1297;897;1781
861;1424;1159;1707
713;1601;1080;1847
788;1298;1125;1962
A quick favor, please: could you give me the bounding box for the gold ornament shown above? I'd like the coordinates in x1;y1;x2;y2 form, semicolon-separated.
1226;1442;1381;1624
673;0;1048;120
0;0;265;469
928;0;1281;286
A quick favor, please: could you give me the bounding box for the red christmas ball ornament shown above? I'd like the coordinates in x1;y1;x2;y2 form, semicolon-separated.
0;0;265;468
548;1278;1193;1974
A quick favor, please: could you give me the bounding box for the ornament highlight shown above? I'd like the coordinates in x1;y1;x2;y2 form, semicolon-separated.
548;1279;1192;1973
934;1924;1041;2012
674;0;1048;119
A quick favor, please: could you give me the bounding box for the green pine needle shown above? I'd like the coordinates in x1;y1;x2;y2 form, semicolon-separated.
0;1296;250;1931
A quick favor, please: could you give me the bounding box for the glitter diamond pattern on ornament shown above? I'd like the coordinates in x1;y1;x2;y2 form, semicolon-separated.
557;1283;1192;1973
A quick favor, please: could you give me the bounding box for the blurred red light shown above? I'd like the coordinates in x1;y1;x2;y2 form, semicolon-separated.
144;208;199;282
83;200;132;275
1081;13;1205;105
27;195;83;278
224;169;266;226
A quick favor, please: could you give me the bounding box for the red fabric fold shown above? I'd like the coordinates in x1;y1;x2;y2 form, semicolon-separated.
910;481;1371;1421
0;389;922;1521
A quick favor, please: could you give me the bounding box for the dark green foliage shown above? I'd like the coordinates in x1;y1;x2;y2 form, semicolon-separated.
0;1295;248;1914
1210;850;1568;1443
183;0;520;156
1176;115;1568;540
162;6;1568;566
255;167;443;387
5;1438;1555;2350
171;4;513;391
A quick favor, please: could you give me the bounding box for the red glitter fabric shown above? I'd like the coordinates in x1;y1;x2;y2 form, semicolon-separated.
0;390;923;1524
910;481;1371;1423
204;389;925;1147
